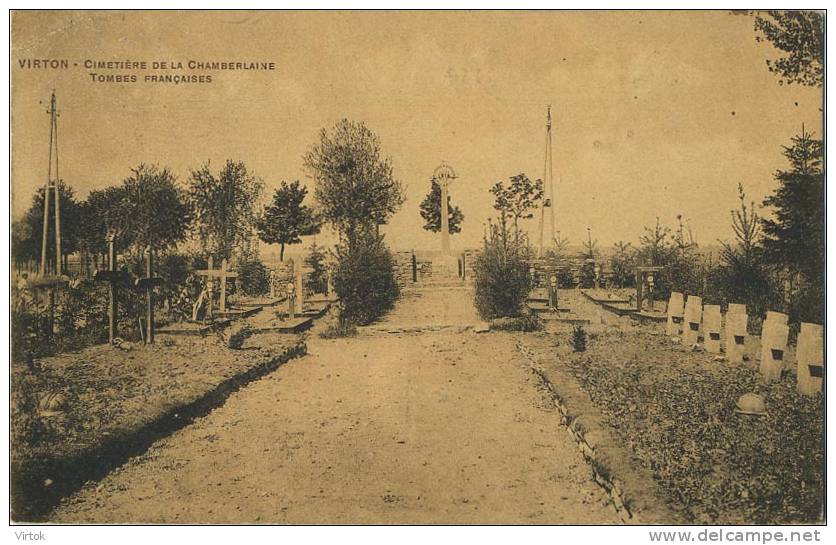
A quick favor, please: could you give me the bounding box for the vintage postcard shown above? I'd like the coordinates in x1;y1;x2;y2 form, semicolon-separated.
9;10;825;528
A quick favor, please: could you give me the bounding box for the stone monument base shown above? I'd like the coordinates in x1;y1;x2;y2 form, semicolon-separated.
432;254;461;279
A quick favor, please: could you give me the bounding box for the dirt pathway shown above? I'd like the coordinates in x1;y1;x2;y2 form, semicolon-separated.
51;286;618;524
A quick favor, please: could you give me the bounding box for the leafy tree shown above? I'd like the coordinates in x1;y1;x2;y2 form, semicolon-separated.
755;10;824;87
419;178;464;234
760;129;824;322
303;119;405;236
489;173;544;242
13;181;82;273
256;180;321;262
187;160;263;262
121;164;192;256
75;186;131;273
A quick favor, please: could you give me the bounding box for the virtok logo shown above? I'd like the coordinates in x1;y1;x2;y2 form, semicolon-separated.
14;531;46;541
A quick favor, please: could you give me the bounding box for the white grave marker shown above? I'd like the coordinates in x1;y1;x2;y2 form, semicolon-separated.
703;304;722;353
666;292;685;337
727;303;746;316
682;295;703;345
725;307;748;364
759;314;789;380
796;322;823;396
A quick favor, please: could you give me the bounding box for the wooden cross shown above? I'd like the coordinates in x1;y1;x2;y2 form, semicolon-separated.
134;246;163;344
196;257;238;315
93;233;130;344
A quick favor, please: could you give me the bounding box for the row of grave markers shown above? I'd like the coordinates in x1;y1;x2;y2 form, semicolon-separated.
666;292;824;397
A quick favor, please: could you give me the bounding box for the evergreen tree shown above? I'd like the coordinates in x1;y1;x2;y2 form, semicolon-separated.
419;178;464;234
257;180;321;261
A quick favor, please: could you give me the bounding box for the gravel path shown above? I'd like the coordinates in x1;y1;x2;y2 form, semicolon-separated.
51;286;617;523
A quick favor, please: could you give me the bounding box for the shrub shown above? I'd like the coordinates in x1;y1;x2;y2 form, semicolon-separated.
474;220;532;319
572;325;587;352
333;229;399;325
237;258;270;296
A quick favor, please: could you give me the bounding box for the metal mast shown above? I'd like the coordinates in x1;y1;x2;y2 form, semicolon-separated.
538;106;555;258
40;91;62;277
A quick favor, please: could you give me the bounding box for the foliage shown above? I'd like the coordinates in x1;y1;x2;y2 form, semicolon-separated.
256;180;321;262
571;325;587;352
75;185;131;272
713;184;776;317
754;11;824;87
489;173;543;240
10;281;144;363
610;241;636;288
237;258;270;296
636;217;703;301
187;159;263;262
473;217;533;319
419;178;464;234
13;181;82;271
566;329;823;523
303;119;405;236
637;217;674;268
305;242;329;295
120;164;192;256
154;252;192;305
761;130;824;286
582;230;598;259
333;229;399;325
578;261;596;289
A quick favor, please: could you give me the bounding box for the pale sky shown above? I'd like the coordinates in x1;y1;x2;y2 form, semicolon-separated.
11;10;823;253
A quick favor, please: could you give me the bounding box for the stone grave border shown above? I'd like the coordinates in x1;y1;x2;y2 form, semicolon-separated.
515;338;681;524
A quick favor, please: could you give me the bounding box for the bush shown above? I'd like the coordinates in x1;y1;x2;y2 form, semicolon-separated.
333;230;399;325
572;325;587;352
237;258;270;296
474;222;532;319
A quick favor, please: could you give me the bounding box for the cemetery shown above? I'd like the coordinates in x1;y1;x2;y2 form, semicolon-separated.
10;11;824;526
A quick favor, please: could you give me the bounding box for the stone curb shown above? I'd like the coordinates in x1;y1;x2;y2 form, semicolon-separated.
516;338;682;525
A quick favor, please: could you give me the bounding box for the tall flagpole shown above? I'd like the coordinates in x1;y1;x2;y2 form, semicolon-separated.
538;106;554;258
547;108;555;249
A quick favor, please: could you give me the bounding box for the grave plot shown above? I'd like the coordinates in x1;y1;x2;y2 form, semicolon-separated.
544;325;823;524
10;328;305;521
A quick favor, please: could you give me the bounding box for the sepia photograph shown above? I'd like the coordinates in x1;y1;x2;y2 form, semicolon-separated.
7;8;826;530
